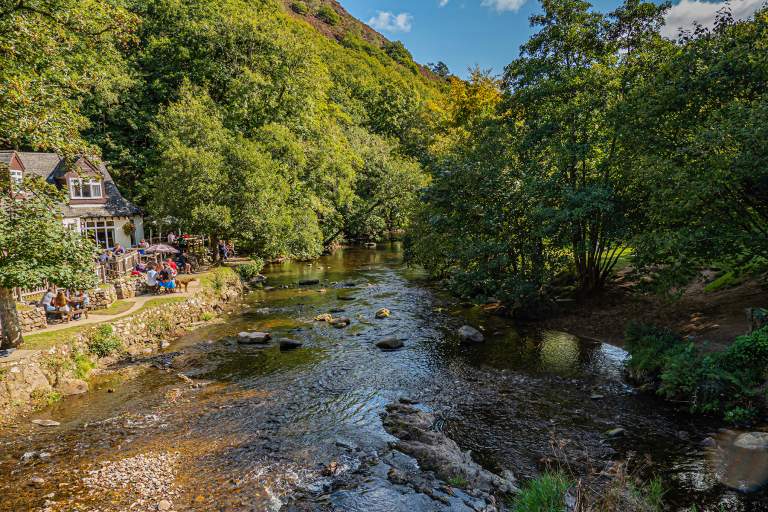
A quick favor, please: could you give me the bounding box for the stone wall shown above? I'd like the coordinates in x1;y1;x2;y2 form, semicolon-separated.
112;276;147;300
90;284;117;310
0;278;242;424
17;306;47;333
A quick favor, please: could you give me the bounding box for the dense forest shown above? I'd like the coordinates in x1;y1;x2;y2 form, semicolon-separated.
2;0;766;292
1;0;441;259
409;0;768;308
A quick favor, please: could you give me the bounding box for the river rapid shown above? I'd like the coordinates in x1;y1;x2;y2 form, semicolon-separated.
0;244;766;511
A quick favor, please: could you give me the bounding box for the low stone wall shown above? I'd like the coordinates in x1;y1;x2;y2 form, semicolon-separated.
0;278;242;424
90;285;117;310
112;276;147;300
18;307;47;333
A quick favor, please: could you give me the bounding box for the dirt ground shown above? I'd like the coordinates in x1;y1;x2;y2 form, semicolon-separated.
540;270;767;350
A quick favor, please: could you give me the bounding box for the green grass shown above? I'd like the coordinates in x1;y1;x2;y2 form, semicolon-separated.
511;472;571;512
90;300;135;315
22;324;88;350
137;296;186;313
447;476;469;488
72;353;96;379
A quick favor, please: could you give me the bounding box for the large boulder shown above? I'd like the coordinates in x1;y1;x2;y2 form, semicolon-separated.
376;337;404;350
57;379;88;396
458;325;484;344
734;432;768;451
279;338;303;350
237;332;272;344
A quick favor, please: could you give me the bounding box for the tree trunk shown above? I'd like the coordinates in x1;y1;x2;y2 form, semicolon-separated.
0;287;23;350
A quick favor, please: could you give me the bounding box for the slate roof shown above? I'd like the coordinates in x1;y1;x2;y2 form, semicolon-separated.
0;150;15;166
10;151;142;218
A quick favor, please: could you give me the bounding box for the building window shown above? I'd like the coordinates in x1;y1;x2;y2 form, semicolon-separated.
70;177;103;199
84;219;115;248
9;170;22;187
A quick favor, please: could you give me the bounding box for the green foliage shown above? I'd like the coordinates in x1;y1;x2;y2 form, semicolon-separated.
72;352;96;380
200;311;216;322
146;317;172;337
625;324;768;421
511;472;571;512
291;1;308;14
30;389;62;408
316;5;340;25
235;261;265;281
87;324;123;358
447;476;468;488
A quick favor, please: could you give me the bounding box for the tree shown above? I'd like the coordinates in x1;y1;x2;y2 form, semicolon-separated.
428;61;451;78
0;175;98;349
0;0;136;155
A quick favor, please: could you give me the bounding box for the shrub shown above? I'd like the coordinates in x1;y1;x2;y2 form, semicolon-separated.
316;5;340;25
511;472;571;512
87;324;123;358
625;324;768;422
30;388;62;408
235;259;264;281
200;311;216;322
291;1;308;14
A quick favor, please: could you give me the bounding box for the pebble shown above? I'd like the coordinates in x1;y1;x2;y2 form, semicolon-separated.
32;419;60;427
157;500;172;511
29;476;45;487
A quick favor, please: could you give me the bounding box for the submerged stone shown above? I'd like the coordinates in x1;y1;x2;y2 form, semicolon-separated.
376;337;404;350
237;331;272;344
279;339;303;350
458;325;484;343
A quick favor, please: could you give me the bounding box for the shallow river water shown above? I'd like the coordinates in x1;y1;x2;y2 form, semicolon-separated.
1;244;766;511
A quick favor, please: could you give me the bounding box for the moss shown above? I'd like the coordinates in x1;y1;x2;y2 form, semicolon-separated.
703;271;738;292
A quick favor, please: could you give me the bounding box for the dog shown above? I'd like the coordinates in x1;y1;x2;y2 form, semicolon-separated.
176;276;198;293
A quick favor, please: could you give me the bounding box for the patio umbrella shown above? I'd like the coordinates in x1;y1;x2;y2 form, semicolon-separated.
145;244;179;254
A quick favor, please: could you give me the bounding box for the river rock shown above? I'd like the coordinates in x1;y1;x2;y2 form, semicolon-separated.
734;432;768;450
157;500;172;511
376;337;404;350
58;379;88;396
279;339;303;350
299;279;320;286
381;403;518;494
31;419;60;427
458;325;484;344
314;314;333;322
237;331;271;344
29;476;45;488
330;317;351;328
375;308;391;319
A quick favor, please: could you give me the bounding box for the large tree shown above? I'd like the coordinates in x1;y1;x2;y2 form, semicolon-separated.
0;176;98;349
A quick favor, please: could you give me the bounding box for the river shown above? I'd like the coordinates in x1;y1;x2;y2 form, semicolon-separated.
0;244;765;511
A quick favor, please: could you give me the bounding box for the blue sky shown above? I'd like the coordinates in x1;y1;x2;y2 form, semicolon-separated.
341;0;765;78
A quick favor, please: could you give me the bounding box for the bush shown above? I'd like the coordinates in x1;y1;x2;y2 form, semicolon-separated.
235;259;264;281
290;1;308;14
72;352;96;379
316;5;340;25
87;324;123;358
200;311;216;321
511;472;571;512
625;324;768;422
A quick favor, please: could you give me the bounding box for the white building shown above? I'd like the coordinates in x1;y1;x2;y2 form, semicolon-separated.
1;150;144;249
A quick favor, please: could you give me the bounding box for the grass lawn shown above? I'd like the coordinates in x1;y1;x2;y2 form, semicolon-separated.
22;324;87;351
137;295;187;313
89;300;135;315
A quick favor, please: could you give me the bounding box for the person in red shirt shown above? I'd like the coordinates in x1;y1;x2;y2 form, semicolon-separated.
166;257;178;275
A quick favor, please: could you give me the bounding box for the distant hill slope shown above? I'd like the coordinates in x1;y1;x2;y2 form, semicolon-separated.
280;0;388;45
280;0;438;78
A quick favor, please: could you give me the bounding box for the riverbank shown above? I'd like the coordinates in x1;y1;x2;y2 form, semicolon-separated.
0;268;243;425
540;271;766;350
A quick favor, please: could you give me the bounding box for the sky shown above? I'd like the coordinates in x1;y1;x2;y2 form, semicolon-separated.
341;0;766;78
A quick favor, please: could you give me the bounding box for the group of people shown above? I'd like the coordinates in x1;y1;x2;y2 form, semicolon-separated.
41;287;89;320
143;259;180;292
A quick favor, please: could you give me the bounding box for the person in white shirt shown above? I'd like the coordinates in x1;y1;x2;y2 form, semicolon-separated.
41;287;56;312
146;266;159;289
167;232;176;244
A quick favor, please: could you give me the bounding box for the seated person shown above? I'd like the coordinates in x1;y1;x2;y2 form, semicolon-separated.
166;257;178;275
45;290;70;318
71;290;89;319
146;264;160;291
132;261;147;275
113;243;126;256
158;264;176;291
40;287;56;312
138;239;149;255
177;252;192;274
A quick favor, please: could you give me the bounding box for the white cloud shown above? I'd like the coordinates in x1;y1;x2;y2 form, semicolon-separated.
439;0;449;6
368;11;414;33
481;0;527;12
662;0;765;38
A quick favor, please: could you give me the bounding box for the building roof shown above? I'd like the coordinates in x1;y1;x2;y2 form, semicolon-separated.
0;150;14;165
10;151;142;218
